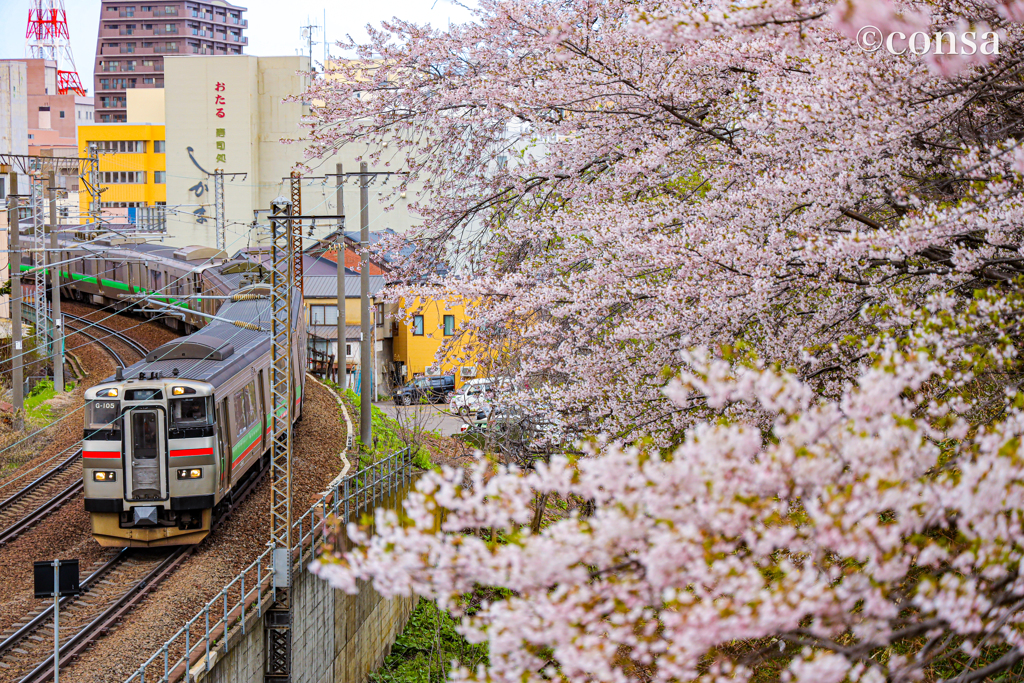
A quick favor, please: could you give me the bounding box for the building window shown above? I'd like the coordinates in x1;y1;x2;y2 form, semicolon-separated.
376;303;384;327
443;315;455;336
101;171;147;183
412;315;424;336
309;305;339;325
27;134;33;140
154;140;165;152
154;171;166;183
59;110;65;118
94;140;146;153
143;77;154;84
308;339;330;357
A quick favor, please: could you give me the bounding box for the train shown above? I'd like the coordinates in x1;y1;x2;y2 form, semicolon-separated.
18;234;307;547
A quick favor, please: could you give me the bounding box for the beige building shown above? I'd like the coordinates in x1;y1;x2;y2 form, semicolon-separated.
162;54;423;250
0;62;28;158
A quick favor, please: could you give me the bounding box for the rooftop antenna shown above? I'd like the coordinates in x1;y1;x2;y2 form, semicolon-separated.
299;18;320;72
25;0;86;95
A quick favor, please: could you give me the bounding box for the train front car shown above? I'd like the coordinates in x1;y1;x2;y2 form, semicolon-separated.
83;378;217;547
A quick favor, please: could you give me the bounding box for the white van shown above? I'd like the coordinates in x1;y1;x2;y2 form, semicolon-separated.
449;378;498;415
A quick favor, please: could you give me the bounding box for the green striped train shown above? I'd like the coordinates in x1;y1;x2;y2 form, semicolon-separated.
28;237;308;547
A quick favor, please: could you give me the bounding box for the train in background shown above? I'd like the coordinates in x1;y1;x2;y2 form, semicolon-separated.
17;234;307;547
18;237;248;335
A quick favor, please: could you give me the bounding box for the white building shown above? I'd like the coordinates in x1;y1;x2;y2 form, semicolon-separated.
163;54;422;250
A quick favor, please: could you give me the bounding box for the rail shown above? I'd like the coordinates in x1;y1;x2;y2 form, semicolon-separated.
16;447;272;682
0;549;128;659
63;313;149;364
124;448;414;683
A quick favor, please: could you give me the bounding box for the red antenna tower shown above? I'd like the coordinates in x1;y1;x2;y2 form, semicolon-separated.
25;0;86;96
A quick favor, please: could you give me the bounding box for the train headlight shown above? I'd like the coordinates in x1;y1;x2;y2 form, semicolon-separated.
97;388;118;398
177;468;203;480
171;386;196;396
93;470;116;482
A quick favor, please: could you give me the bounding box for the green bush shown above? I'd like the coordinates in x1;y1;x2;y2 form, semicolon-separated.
370;599;487;683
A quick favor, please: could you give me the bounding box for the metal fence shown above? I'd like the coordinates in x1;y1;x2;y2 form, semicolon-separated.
124;448;414;683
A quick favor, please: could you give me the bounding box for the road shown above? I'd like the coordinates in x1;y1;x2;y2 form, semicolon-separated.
376;400;469;437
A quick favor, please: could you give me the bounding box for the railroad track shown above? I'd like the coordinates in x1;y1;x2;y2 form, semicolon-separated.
0;316;150;550
0;459;270;683
62;314;149;369
0;444;83;548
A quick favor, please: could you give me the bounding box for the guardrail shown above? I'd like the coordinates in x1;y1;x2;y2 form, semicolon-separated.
124;447;414;683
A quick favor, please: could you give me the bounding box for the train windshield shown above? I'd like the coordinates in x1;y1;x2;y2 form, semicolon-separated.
170;396;211;427
86;400;121;430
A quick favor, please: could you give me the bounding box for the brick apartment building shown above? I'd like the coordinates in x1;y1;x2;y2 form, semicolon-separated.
94;0;248;122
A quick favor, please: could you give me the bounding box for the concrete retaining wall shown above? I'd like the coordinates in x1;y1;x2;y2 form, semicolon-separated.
197;476;420;683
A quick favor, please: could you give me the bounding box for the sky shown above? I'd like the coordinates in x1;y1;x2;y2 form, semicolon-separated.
0;0;476;95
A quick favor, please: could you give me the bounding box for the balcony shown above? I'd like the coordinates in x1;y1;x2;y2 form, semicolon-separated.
153;27;179;35
120;46;136;54
153;46;180;53
153;8;178;16
118;11;136;17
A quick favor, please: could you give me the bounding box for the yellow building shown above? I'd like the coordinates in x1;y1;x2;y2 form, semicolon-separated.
393;295;492;389
76;122;166;223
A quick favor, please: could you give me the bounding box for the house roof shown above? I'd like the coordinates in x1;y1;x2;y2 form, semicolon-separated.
309;324;362;341
303;274;385;299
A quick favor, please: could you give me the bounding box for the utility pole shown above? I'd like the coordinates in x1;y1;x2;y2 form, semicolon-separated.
46;172;63;393
335;163;346;389
359;162;372;449
8;172;23;431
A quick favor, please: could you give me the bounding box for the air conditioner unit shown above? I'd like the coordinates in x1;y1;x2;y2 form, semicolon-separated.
426;365;440;376
460;366;477;378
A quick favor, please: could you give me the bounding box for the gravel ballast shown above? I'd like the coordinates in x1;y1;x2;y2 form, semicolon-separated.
58;378;349;683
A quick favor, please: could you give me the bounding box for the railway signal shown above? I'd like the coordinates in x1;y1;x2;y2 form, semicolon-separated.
32;558;80;683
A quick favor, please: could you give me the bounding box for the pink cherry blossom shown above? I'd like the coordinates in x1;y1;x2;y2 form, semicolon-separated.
301;0;1024;680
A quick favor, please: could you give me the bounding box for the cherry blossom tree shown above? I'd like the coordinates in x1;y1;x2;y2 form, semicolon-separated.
303;0;1024;681
313;289;1024;683
304;0;1024;441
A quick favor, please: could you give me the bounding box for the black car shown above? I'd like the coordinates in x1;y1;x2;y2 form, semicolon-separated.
394;375;456;405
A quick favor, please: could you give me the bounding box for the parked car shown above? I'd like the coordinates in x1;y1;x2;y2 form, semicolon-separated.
459;404;493;434
449;377;501;415
394;375;456;405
